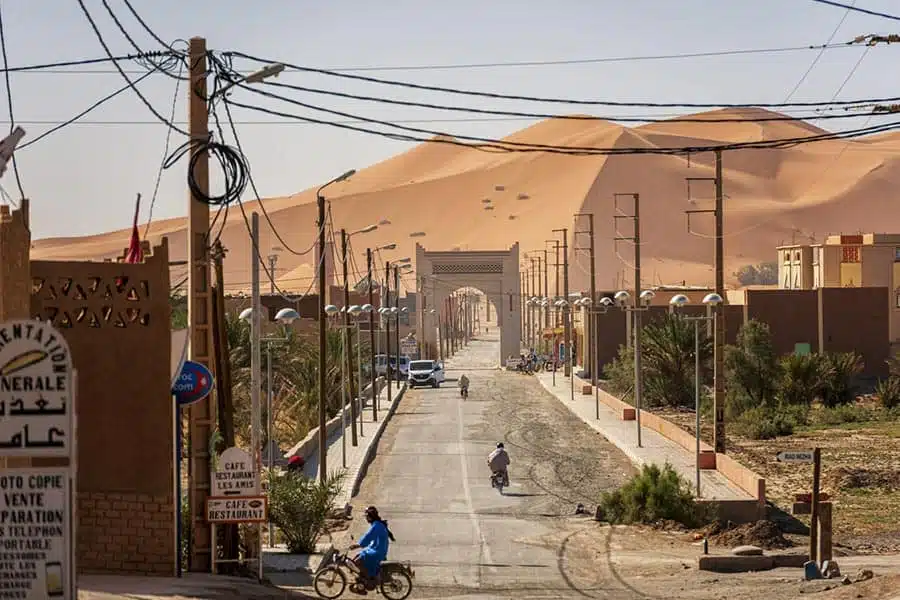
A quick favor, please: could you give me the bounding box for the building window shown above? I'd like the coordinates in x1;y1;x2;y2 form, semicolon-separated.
841;245;860;263
795;251;801;261
783;251;790;263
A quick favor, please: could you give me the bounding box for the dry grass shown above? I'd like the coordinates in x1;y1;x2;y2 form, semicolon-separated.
655;405;900;549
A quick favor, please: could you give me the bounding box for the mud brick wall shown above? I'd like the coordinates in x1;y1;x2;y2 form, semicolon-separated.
77;492;174;574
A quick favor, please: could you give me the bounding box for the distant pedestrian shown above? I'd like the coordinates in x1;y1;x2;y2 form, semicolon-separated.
286;455;305;476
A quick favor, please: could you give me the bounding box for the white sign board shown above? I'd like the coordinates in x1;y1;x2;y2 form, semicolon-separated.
0;320;74;457
400;339;417;356
0;469;74;599
213;447;259;497
776;450;815;463
206;496;268;524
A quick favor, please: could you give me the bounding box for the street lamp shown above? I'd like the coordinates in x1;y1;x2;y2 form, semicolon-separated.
347;304;367;437
669;292;723;497
612;288;655;448
325;304;354;468
239;306;298;547
316;169;357;482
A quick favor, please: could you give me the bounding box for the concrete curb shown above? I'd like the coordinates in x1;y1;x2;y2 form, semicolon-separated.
349;382;407;499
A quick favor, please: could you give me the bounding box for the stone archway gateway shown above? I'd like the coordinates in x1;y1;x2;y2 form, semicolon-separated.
415;243;521;365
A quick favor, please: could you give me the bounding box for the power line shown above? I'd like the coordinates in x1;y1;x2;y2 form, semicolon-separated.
0;52;175;73
224;85;900;156
784;0;857;102
144;59;184;238
259;78;886;124
227;50;900;109
17;69;158;151
75;0;188;135
0;1;25;200
3;42;862;75
809;0;900;21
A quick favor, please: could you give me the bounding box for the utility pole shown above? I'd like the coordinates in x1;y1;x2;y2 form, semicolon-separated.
614;193;643;447
340;230;358;447
384;261;392;403
366;249;377;421
685;150;726;453
394;266;401;368
575;213;597;381
250;212;262;477
552;240;561;327
267;254;278;295
316;193;328;481
552;228;570;377
714;150;726;453
186;36;214;573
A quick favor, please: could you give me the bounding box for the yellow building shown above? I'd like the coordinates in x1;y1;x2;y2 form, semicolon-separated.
777;233;900;342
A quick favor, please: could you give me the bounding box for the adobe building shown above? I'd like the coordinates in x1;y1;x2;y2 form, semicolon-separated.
778;233;900;347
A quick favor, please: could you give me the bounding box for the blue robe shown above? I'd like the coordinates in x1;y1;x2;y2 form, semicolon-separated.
358;520;390;576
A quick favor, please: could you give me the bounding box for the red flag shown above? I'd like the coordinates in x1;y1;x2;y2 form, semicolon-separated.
125;193;144;264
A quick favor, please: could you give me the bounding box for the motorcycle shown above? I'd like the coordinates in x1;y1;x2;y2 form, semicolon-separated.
313;547;415;600
490;470;509;494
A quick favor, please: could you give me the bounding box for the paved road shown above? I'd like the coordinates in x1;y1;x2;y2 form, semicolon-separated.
347;332;637;599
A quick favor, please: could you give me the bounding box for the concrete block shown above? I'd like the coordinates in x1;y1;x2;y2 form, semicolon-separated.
773;553;809;568
698;555;775;572
698;450;717;470
622;407;636;420
581;384;592;395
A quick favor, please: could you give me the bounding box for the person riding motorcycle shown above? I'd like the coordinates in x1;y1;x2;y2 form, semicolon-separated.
487;442;510;486
349;506;395;591
458;373;470;397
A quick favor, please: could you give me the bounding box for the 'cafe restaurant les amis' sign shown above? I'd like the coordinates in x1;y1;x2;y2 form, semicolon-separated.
0;320;73;456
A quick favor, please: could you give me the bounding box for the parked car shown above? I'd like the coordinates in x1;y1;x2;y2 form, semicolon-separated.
375;354;410;380
392;355;410;380
407;360;445;388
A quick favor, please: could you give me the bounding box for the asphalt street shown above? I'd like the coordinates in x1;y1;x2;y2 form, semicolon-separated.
347;332;636;599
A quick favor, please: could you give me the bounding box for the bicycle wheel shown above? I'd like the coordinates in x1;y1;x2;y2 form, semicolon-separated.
313;566;347;599
380;569;413;600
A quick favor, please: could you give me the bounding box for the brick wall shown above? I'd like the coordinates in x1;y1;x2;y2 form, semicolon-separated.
77;492;174;574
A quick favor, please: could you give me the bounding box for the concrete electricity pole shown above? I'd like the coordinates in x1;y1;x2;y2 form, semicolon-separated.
574;213;596;380
384;260;393;402
186;36;214;573
685;151;726;453
366;249;377;421
614;193;643;448
552;228;570;377
267;254;278;295
340;230;358;447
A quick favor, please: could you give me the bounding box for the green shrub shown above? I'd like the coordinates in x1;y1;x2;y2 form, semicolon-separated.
820;352;864;408
725;320;781;417
596;463;710;527
267;469;345;554
603;344;635;401
734;404;806;440
876;377;900;410
778;353;830;406
813;403;873;426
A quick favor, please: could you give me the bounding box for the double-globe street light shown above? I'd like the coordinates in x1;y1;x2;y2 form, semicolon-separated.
668;292;723;497
238;306;300;547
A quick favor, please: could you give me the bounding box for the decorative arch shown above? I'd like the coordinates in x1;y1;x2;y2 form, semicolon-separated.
415;243;521;365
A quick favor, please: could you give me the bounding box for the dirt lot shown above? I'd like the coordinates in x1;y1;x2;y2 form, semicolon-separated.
655;404;900;553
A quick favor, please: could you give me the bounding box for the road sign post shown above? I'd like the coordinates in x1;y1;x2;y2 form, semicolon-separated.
776;447;823;564
0;319;76;599
208;446;264;580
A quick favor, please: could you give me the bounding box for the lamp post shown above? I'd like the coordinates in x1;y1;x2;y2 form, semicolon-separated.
668;292;723;497
576;296;613;419
238;306;300;548
612;288;657;448
348;304;367;436
367;243;396;421
316;168;356;481
324;304;348;467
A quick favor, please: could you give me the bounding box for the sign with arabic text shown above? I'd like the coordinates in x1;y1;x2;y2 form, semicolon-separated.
0;320;73;457
0;468;75;599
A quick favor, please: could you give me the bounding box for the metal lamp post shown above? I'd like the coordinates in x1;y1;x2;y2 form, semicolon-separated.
348;304;366;436
612;288;656;448
324;304;347;467
668;292;723;497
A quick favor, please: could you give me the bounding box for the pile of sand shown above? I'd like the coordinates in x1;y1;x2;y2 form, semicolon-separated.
704;520;793;550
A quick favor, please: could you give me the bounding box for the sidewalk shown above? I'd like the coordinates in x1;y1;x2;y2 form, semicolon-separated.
535;371;749;500
264;379;407;574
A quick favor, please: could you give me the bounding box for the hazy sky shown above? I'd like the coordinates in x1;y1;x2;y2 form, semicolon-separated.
3;0;898;239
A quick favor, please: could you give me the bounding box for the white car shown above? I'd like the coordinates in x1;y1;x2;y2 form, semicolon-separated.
407;360;445;388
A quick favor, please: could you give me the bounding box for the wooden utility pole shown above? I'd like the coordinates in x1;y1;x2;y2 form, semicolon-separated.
713;149;726;454
367;249;377;421
186;36;214;573
340;230;358;447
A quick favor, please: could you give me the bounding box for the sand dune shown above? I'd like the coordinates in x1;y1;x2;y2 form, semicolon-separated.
31;109;900;295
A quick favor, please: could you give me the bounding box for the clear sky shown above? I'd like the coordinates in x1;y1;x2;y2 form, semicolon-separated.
3;0;898;239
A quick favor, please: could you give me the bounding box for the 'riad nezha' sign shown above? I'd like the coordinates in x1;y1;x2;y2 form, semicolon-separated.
0;320;73;457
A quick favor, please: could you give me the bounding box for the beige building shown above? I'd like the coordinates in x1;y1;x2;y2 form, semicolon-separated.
777;233;900;342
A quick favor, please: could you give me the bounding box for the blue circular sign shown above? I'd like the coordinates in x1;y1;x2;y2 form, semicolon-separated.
172;360;215;406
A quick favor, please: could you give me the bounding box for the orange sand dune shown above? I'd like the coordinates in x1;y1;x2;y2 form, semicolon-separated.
32;109;900;295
